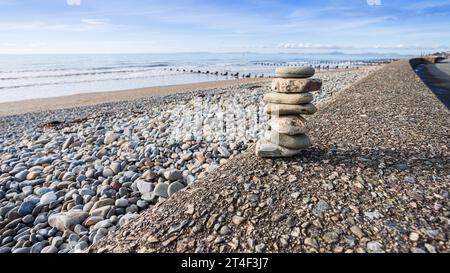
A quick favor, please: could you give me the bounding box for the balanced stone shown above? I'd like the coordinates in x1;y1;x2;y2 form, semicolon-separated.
265;103;317;115
272;78;322;93
263;92;313;105
270;115;309;135
257;66;320;157
264;131;311;150
256;139;303;158
275;67;315;78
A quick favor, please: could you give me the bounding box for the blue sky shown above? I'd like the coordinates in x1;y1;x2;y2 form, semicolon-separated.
0;0;449;54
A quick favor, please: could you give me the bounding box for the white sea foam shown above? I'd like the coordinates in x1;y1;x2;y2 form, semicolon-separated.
0;53;410;102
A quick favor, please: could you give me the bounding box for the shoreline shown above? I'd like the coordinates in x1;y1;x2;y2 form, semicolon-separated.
0;68;364;117
0;78;267;117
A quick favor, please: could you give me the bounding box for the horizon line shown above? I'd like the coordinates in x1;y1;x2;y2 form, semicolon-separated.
0;51;423;56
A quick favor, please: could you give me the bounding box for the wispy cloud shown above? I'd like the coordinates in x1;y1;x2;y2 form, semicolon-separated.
367;0;382;6
66;0;81;6
0;18;117;32
406;0;450;10
278;42;448;51
0;0;448;54
80;19;111;26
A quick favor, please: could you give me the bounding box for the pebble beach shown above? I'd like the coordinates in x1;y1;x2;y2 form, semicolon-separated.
0;67;378;253
89;59;449;254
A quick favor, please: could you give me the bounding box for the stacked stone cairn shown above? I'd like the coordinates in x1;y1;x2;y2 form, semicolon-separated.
256;66;322;157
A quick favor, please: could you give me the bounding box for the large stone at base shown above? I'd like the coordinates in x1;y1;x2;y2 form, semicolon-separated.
256;140;303;158
263;92;313;105
270;115;309;135
265;103;317;115
275;67;315;78
264;131;311;150
272;78;322;93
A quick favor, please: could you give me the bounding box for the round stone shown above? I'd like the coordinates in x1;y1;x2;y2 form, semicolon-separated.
115;198;129;208
40;191;57;206
409;232;420;242
109;162;122;175
181;153;193;161
30;242;46;253
51;236;64;248
265;103;317;115
126;205;138;214
142;170;157;181
367;241;385;253
48;211;89;231
102;168;114;178
74;241;89;252
109;181;120;191
26;172;41;180
0;247;12;254
186;175;196;185
163;169;183;181
136;200;149;209
153;183;169;198
85;169;95;179
272;78;322;93
270;115;309;135
136;180;155;195
263;92;313;105
93;219;112;230
83;216;104;227
34;214;48;225
41;245;58;253
18;201;36;217
22;214;34;224
275;66;315;78
264;131;311;150
13;247;31;254
168;182;185;197
62;135;74;150
104;132;119;144
15;170;29;182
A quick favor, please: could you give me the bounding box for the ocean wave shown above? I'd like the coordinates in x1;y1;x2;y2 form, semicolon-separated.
0;63;169;74
0;72;225;90
0;65;171;81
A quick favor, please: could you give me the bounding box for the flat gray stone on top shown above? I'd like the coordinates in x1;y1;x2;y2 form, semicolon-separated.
276;67;315;78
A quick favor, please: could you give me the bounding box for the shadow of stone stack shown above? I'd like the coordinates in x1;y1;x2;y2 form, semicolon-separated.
256;67;322;157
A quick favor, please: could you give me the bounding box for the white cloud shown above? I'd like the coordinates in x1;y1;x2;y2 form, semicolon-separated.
367;0;382;6
81;19;111;26
406;0;450;10
0;19;116;32
277;43;447;50
278;43;339;49
66;0;81;6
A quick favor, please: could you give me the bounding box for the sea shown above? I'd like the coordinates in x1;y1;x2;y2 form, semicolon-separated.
0;52;414;103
